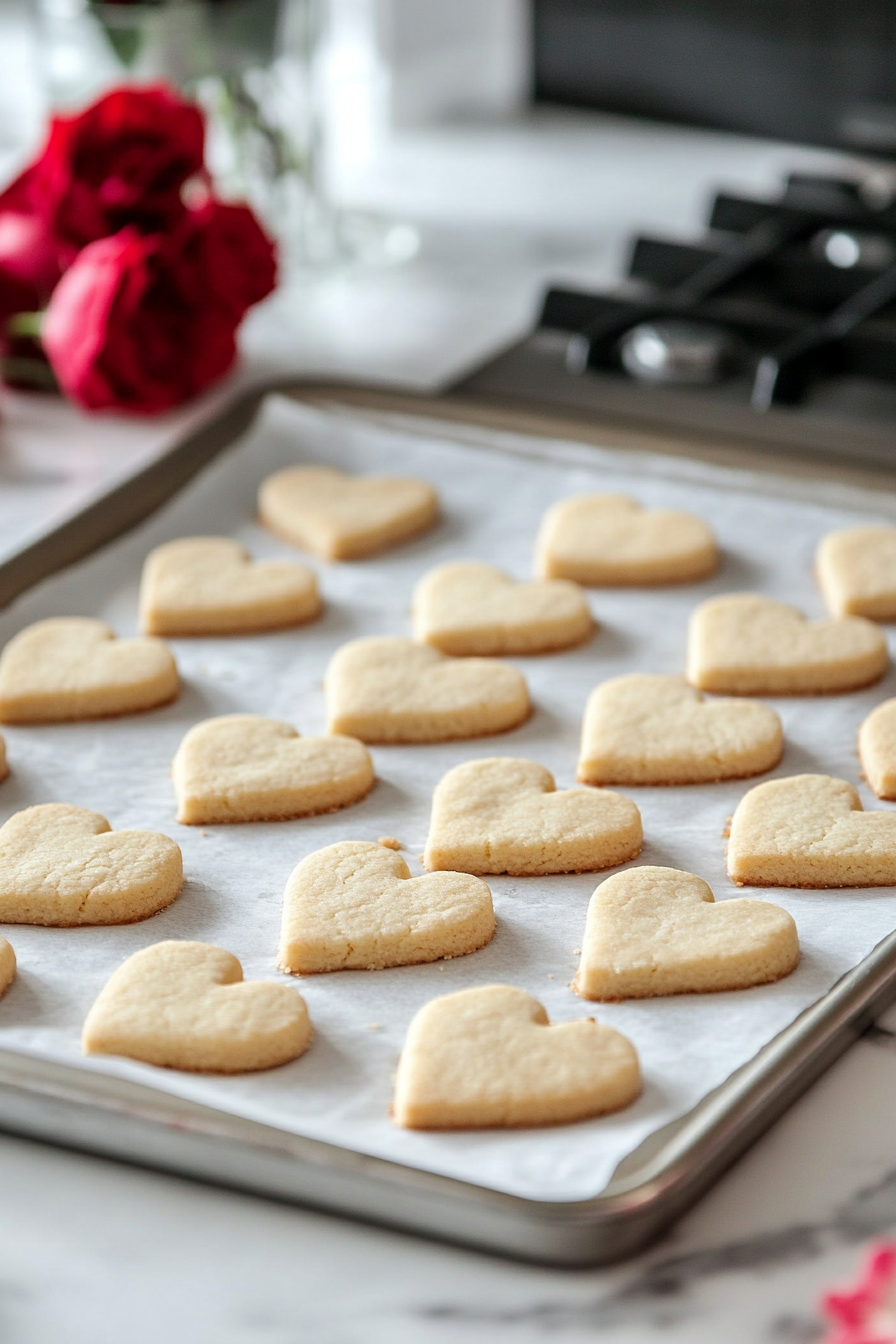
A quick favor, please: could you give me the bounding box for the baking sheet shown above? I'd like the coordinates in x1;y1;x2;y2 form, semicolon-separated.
1;393;896;1204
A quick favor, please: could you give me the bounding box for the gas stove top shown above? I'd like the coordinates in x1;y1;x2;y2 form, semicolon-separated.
454;172;896;467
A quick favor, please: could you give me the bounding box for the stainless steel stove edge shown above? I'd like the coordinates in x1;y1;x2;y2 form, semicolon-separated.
453;335;896;470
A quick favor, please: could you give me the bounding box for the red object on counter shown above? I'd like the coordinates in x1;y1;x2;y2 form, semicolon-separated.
0;84;276;413
42;201;276;413
823;1244;896;1343
1;85;203;248
0;85;204;320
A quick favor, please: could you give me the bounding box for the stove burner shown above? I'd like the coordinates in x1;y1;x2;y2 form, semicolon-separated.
544;171;896;410
619;320;734;386
812;228;896;270
454;171;896;467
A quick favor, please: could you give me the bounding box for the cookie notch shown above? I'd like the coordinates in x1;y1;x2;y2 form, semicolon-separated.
728;774;896;887
140;537;321;636
0;618;179;723
578;674;783;786
424;757;642;875
258;465;439;560
278;840;495;974
575;866;799;1000
83;941;312;1073
413;561;593;656
393;984;641;1130
536;493;717;586
172;715;374;824
859;698;896;799
687;594;887;696
325;637;531;744
817;526;896;620
0;803;183;926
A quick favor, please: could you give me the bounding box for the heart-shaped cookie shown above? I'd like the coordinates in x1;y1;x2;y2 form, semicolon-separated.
82;941;312;1072
575;866;799;1000
578;674;783;785
412;562;593;656
0;803;183;925
728;774;896;887
817;526;896;620
0;936;15;1000
172;715;375;824
0;618;179;723
258;465;439;561
326;637;531;743
278;840;495;974
687;594;887;695
536;493;718;586
424;757;642;875
392;984;641;1129
859;698;896;799
139;537;320;636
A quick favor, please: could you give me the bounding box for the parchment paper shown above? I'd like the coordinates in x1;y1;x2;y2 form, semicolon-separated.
1;393;896;1203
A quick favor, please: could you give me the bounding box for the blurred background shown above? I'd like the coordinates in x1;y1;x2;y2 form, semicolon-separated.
0;0;866;397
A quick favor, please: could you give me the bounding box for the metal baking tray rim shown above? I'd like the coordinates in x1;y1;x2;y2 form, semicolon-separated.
0;923;892;1265
0;374;895;1265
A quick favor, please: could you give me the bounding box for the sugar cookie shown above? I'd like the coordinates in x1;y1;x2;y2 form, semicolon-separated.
0;618;179;723
424;757;642;875
0;732;8;785
575;866;799;1000
687;594;887;695
817;526;896;620
0;937;15;1000
172;715;374;824
278;840;495;974
258;465;438;560
139;537;320;636
393;984;641;1129
536;493;717;585
412;562;593;656
859;699;896;799
728;774;896;887
82;941;311;1072
326;637;530;743
0;803;183;925
578;674;783;785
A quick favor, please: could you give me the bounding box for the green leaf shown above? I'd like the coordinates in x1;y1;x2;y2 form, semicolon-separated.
6;311;44;339
100;22;145;68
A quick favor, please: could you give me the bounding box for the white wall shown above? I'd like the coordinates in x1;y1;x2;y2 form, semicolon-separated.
379;0;531;125
326;0;531;134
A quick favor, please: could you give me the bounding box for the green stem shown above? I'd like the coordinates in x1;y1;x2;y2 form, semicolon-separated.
7;311;44;339
0;356;58;392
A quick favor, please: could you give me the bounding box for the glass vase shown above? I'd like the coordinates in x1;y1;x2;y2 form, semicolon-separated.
36;0;417;273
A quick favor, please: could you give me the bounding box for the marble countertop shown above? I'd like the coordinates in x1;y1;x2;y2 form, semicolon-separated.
3;1014;896;1343
2;7;896;1339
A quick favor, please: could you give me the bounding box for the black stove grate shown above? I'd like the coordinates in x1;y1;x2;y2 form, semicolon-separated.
454;173;896;468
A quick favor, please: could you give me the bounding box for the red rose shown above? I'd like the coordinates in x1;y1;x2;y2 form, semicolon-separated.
0;84;204;253
0;164;67;323
0;206;66;320
164;198;279;319
42;201;277;413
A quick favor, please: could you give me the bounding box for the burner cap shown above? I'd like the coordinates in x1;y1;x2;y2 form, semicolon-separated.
812;228;896;270
619;320;734;386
